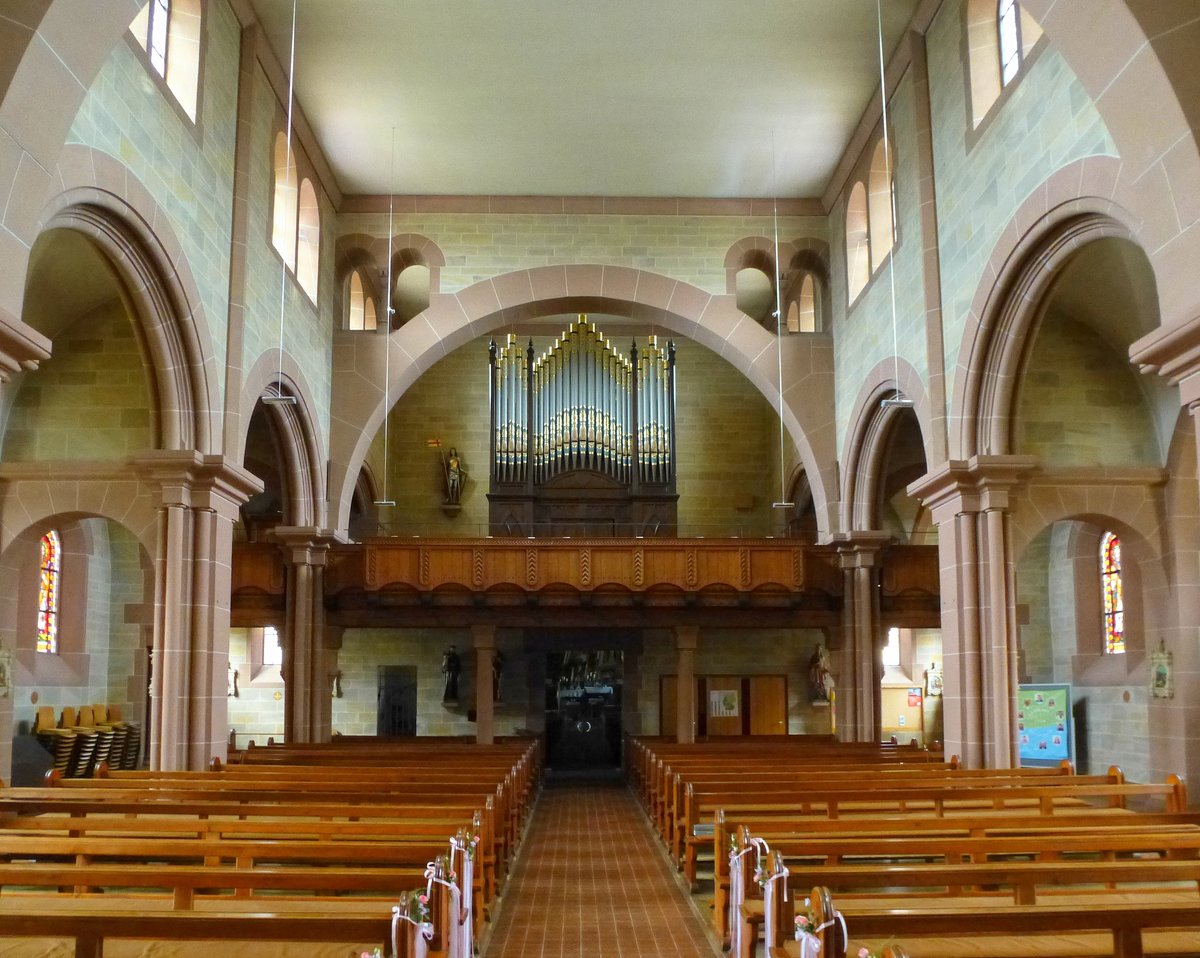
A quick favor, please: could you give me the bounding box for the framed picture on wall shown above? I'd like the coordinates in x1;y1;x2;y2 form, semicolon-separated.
0;643;12;698
1151;641;1173;699
925;663;943;697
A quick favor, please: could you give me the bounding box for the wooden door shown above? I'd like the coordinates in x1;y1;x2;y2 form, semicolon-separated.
705;675;742;736
659;675;677;736
749;675;787;735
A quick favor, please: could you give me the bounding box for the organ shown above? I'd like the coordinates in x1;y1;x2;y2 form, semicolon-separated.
487;315;678;536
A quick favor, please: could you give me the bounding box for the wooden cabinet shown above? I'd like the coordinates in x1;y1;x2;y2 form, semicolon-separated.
659;673;788;737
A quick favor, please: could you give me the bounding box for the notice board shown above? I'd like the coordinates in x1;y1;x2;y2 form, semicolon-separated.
1016;683;1073;766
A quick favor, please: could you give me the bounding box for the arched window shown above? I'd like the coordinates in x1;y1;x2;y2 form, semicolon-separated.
792;274;818;333
37;531;62;654
347;271;377;331
1100;531;1125;654
296;179;321;301
998;0;1022;86
128;0;203;121
845;182;870;303
966;0;1044;127
271;132;298;270
868;139;896;270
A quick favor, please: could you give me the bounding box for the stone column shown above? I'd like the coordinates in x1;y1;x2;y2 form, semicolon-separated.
909;456;1034;768
674;625;698;744
137;452;262;770
835;532;890;742
472;623;496;745
272;526;337;744
1132;325;1200;788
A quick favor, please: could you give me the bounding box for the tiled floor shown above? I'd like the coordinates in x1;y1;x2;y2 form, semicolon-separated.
485;770;721;958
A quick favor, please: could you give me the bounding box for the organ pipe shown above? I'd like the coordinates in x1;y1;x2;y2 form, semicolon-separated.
488;315;674;489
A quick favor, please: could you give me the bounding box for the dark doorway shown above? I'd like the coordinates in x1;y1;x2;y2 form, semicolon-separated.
545;650;623;769
377;665;417;736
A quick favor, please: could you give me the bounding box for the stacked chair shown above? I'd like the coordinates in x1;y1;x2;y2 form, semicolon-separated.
31;704;142;777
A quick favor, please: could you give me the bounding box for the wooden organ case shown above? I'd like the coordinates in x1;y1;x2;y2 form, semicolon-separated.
487;315;678;537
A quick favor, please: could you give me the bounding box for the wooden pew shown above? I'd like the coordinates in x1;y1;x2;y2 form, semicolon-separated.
755;855;1200;958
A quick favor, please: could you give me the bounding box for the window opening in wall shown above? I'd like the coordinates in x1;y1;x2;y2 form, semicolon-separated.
998;0;1022;87
845;182;870;303
37;530;61;654
129;0;202;121
1100;531;1125;654
882;626;901;668
263;625;283;666
347;271;377;330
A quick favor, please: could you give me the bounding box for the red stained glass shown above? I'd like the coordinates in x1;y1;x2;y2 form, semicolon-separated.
37;530;60;654
1101;531;1124;655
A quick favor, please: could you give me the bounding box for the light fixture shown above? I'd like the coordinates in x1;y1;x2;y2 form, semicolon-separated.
266;0;299;408
374;128;397;507
876;0;914;412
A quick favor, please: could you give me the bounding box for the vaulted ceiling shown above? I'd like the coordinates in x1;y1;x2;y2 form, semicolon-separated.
248;0;920;199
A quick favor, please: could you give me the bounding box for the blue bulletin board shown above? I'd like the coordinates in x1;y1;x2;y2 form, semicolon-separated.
1017;683;1073;767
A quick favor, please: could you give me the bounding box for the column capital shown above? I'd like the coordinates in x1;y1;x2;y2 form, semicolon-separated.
674;624;699;651
0;312;50;383
1131;310;1200;406
133;450;263;520
270;525;341;566
471;622;497;651
831;530;892;569
907;455;1037;524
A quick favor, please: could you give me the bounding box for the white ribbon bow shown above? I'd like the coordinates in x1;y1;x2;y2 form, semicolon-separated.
425;861;464;958
391;901;434;958
728;836;770;957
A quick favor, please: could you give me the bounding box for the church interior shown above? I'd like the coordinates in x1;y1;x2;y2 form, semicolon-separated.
1;1;1200;953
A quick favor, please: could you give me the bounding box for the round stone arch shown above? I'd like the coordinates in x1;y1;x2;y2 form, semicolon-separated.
1020;2;1200;331
949;165;1138;460
839;357;934;533
36;147;221;454
328;264;838;538
238;352;328;529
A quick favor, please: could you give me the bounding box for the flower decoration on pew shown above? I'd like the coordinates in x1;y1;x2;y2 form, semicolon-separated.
409;889;431;924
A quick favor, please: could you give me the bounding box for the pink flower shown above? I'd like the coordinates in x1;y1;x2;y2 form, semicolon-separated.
796;917;810;929
859;949;871;958
418;894;428;903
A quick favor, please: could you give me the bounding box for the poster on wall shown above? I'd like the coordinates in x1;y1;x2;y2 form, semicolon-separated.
1016;683;1073;767
709;688;739;718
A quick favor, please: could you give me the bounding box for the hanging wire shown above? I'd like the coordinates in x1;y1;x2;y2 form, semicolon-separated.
374;128;397;506
264;0;299;407
771;130;794;509
877;0;913;410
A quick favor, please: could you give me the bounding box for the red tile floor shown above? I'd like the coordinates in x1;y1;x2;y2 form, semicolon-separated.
484;771;721;957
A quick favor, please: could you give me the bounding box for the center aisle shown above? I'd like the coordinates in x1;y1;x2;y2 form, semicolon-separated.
484;770;722;958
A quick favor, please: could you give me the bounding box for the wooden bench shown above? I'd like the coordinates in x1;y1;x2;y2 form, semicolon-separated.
773;883;1200;958
754;855;1200;958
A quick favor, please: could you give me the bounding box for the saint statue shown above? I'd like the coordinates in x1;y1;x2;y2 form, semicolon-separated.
444;447;466;505
441;645;461;704
808;644;835;703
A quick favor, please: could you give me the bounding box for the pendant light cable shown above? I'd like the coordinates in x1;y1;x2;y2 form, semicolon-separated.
265;0;299;407
876;0;913;410
771;131;794;509
375;128;397;506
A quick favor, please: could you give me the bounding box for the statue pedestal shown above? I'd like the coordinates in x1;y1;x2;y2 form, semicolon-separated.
441;503;462;518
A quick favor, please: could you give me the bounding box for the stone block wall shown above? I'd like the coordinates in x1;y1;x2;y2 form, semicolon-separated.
1016;311;1158;467
635;626;831;736
331;628;531;738
2;300;152;461
368;334;782;535
67;0;241;390
926;0;1114;412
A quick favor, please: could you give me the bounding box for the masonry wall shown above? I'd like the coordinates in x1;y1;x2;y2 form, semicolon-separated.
1;300;152;461
926;0;1115;415
66;0;241;393
331;628;532;739
367;335;782;536
241;58;337;450
634;627;831;736
1015;311;1158;467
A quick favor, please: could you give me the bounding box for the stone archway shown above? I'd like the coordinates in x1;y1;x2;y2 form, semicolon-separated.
328;264;839;541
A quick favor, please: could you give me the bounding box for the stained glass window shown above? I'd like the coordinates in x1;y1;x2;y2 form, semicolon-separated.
1101;531;1125;654
37;530;61;654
